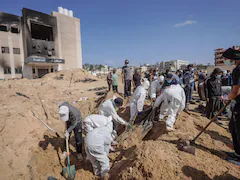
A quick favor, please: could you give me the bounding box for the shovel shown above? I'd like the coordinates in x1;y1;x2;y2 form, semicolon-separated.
32;111;60;137
62;138;76;180
179;101;231;155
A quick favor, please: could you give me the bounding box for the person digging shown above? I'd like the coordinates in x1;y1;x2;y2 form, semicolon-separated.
153;82;186;132
59;102;83;161
222;47;240;166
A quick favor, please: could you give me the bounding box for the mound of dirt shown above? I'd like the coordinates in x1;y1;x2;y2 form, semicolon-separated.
0;72;109;180
42;68;97;81
1;73;239;180
109;105;240;180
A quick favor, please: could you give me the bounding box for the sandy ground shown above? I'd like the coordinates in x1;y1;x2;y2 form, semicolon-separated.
0;69;239;180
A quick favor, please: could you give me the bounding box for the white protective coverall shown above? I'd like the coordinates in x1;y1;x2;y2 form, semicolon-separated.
99;99;128;126
130;79;149;120
83;114;113;134
149;75;165;99
154;84;186;128
84;126;112;177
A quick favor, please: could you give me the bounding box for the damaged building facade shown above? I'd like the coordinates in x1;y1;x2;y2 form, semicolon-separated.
0;7;82;79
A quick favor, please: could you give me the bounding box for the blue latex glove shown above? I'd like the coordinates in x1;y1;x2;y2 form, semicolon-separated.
138;111;143;115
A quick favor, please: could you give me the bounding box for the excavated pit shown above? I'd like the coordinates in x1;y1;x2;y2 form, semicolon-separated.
0;70;239;180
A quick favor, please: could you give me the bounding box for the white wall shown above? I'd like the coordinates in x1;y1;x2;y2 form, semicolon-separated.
52;11;83;70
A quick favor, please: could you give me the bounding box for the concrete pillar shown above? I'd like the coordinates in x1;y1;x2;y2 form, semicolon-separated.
0;40;4;79
8;32;15;78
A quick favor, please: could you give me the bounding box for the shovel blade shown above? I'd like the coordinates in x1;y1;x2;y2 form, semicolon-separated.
62;165;76;180
181;146;196;155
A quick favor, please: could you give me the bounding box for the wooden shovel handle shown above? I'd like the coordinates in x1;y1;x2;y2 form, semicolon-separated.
192;101;231;143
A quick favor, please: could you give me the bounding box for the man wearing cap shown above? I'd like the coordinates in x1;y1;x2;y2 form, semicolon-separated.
122;59;132;98
222;47;240;166
182;64;195;110
99;97;130;131
59;102;83;161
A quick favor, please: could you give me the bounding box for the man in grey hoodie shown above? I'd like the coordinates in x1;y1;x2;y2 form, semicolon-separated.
59;102;83;161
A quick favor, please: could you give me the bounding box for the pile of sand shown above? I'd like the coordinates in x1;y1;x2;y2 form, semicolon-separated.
0;70;240;180
0;70;105;180
42;68;97;81
109;109;240;180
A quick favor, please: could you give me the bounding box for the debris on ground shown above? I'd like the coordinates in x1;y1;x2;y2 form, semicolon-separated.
0;69;239;180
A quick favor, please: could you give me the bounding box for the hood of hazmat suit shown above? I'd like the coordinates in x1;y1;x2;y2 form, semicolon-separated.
142;78;150;90
84;114;113;134
154;84;186;111
149;75;165;99
99;99;128;125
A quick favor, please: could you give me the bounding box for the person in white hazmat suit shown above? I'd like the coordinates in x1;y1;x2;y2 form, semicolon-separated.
84;126;112;177
99;97;131;136
154;83;186;131
130;78;150;121
83;114;113;134
149;75;165;101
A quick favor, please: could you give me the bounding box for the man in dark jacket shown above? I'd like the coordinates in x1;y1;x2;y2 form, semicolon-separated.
205;68;223;119
132;68;141;91
107;72;113;91
182;64;194;110
222;47;240;166
122;59;132;98
198;71;207;100
59;102;83;161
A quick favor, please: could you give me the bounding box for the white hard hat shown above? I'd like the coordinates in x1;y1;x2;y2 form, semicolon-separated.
59;106;69;122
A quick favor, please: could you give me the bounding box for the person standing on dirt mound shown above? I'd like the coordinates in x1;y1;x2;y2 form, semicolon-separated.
130;78;150;122
59;102;83;161
222;47;240;166
107;71;113;92
99;97;130;132
153;83;186;131
205;68;223;119
132;68;142;91
122;59;132;98
182;64;195;111
112;69;119;93
84;126;112;178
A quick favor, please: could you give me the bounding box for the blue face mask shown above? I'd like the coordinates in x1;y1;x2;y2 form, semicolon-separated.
216;75;222;79
167;79;172;84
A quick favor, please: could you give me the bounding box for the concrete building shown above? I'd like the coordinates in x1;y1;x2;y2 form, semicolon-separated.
214;46;240;66
140;65;148;73
0;7;82;79
214;48;227;66
160;60;189;72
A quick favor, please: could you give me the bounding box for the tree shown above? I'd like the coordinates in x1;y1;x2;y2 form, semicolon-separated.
89;64;94;71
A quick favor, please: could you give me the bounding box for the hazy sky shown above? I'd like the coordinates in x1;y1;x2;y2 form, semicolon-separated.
1;0;239;67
